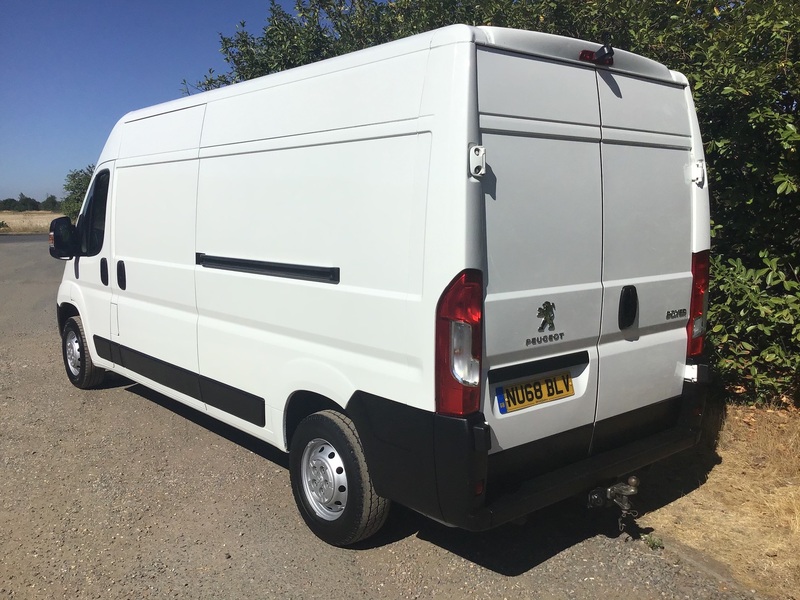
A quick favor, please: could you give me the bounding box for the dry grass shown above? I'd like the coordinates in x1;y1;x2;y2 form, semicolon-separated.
0;211;62;234
641;403;800;599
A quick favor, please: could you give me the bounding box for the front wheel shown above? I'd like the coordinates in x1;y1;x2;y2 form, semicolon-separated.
62;316;104;389
289;410;389;546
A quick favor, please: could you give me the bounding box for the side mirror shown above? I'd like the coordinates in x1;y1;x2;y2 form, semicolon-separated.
49;216;78;259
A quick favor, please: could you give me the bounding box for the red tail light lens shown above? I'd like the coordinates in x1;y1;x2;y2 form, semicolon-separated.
578;45;614;66
435;270;483;416
687;250;710;357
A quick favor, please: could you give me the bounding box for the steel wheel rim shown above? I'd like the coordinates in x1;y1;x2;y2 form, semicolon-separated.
65;329;81;377
300;437;348;521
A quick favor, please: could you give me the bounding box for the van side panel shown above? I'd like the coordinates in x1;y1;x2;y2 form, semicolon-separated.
111;159;201;377
108;104;205;391
119;106;205;158
200;52;428;148
195;129;431;441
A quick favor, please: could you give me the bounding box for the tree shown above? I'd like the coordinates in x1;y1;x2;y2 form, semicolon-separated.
16;193;40;211
189;0;799;402
41;194;59;212
62;164;94;221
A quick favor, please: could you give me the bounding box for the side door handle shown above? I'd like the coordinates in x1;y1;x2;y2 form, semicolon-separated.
116;260;127;291
100;258;109;286
618;285;638;330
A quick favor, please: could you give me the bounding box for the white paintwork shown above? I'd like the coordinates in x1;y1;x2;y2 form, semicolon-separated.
112;159;200;373
57;25;709;457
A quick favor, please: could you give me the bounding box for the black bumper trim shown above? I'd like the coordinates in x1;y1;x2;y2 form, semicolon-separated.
465;424;698;531
346;380;706;532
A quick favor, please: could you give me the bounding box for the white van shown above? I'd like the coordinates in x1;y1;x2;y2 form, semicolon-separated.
50;25;710;546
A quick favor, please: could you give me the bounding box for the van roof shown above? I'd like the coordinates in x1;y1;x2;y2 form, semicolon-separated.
98;25;681;163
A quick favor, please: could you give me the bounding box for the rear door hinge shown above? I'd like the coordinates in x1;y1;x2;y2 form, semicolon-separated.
690;159;706;188
469;145;486;178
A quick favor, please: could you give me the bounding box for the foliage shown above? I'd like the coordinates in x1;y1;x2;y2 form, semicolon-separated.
16;193;40;211
709;253;800;403
41;194;60;212
642;533;665;551
1;194;41;211
189;0;800;404
62;164;94;221
0;221;7;229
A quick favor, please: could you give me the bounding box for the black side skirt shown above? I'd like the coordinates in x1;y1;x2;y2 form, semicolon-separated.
94;336;265;427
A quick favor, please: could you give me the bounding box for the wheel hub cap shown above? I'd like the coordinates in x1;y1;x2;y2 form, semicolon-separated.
65;330;81;376
301;438;348;521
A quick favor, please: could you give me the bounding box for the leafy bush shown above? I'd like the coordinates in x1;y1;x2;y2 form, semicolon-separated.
708;253;800;405
62;164;94;221
0;220;8;229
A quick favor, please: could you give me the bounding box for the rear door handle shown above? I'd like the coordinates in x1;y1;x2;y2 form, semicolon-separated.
618;285;638;330
116;260;127;291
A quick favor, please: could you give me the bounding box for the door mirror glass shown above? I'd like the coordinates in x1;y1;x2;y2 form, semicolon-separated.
49;216;78;259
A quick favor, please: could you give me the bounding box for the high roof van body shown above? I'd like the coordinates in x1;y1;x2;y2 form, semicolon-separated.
50;25;710;546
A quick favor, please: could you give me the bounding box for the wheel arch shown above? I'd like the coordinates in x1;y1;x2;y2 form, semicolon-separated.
57;302;80;334
284;390;344;451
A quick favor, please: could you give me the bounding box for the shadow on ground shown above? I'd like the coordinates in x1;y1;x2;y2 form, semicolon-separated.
635;395;726;518
125;382;289;470
121;381;727;576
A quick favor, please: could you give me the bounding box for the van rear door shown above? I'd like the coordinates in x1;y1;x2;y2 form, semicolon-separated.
591;71;694;451
477;48;603;462
477;42;696;465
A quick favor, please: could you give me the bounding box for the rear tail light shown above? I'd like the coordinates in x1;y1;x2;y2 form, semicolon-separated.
687;250;710;357
435;270;483;416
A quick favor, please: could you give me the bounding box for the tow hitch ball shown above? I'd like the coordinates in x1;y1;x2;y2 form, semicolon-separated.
588;476;640;531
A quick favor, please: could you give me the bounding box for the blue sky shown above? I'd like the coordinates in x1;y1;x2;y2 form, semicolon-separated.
0;1;294;201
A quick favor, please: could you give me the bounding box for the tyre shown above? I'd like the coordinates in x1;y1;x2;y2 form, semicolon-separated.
62;316;104;389
290;410;389;546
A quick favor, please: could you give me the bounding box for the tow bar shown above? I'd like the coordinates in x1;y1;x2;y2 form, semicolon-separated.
588;475;640;532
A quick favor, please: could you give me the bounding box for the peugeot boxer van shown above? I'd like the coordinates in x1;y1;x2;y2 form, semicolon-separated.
49;25;710;546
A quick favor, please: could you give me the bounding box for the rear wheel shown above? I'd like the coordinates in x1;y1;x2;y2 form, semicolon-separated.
289;410;389;546
62;316;104;389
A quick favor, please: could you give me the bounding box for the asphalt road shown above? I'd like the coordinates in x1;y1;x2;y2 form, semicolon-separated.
0;235;758;599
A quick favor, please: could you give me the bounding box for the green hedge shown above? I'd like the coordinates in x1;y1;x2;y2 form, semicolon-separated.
708;253;800;404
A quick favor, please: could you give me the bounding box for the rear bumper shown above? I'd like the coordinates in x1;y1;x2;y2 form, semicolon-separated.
457;412;700;530
347;377;706;532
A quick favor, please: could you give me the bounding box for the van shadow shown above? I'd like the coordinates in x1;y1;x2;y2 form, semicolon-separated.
118;381;725;575
95;371;136;390
633;395;726;518
123;382;289;469
365;497;637;575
